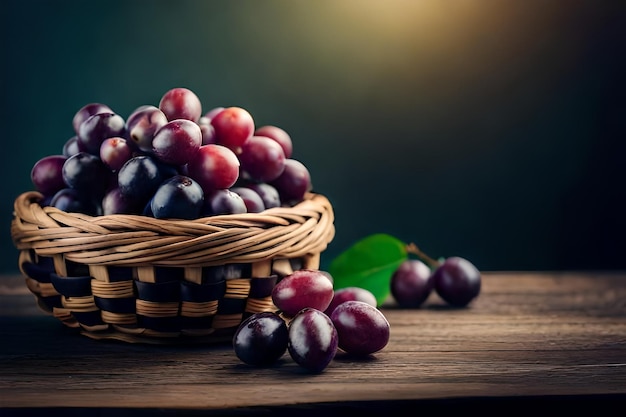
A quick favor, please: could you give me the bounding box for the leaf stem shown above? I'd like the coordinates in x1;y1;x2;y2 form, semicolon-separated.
406;243;441;269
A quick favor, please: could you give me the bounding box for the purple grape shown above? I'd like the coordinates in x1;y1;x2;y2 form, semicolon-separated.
31;155;67;197
117;155;178;204
126;105;168;152
159;87;202;122
102;187;141;215
432;257;481;307
50;188;101;216
62;135;86;157
230;186;265;213
62;152;110;198
271;269;334;317
390;259;434;308
324;287;377;316
151;119;202;166
233;312;288;367
255;125;293;158
238;136;286;183
330;301;390;356
211;107;255;153
186;144;240;194
72;103;112;135
288;308;338;373
243;182;281;209
201;189;247;216
149;175;204;220
78;112;126;155
198;117;217;145
269;159;311;205
100;137;133;172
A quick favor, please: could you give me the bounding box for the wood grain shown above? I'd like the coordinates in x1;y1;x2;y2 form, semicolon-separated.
0;271;625;413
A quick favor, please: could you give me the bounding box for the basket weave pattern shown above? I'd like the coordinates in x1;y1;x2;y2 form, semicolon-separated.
11;191;335;343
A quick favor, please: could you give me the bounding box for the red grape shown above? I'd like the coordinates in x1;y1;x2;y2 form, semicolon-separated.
211;107;254;152
158;87;202;122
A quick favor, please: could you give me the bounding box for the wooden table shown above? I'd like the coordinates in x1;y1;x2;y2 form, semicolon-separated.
1;271;625;416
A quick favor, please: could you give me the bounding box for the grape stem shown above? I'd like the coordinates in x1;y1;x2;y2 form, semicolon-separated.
406;243;441;269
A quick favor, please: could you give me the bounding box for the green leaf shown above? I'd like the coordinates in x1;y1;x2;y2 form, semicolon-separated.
328;233;408;306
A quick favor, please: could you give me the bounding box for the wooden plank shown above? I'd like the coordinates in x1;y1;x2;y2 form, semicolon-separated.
0;272;624;410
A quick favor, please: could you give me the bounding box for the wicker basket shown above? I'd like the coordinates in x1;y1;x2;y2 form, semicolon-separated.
10;190;335;344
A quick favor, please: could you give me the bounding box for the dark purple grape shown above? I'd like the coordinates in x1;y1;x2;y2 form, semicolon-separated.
62;135;86;157
149;175;204;220
432;257;481;307
117;155;177;204
211;107;255;152
243;182;281;209
126;105;168;152
62;152;109;198
152;119;202;166
187;144;240;194
288;308;338;373
72;103;112;135
102;186;141;215
233;312;288;367
390;259;434;308
330;301;390;356
50;188;102;216
198;117;217;145
255;125;293;158
269;159;311;205
271;269;334;317
31;155;67;197
201;189;247;216
324;287;377;316
159;87;202;122
238;136;286;183
100;137;133;172
78;112;126;155
230;186;265;213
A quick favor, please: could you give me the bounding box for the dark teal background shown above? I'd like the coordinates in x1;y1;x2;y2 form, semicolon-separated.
2;0;625;274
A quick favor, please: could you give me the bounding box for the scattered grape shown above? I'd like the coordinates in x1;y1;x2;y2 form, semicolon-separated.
432;257;481;307
330;300;390;356
233;312;288;367
271;269;334;317
390;259;434;308
324;287;377;316
288;308;338;373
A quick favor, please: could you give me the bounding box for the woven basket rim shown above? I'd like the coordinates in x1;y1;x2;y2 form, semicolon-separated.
11;190;335;268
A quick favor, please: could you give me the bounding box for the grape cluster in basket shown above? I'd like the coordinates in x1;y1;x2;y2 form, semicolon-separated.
30;87;311;218
233;269;389;373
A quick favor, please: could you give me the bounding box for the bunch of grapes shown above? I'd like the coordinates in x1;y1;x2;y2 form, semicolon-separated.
232;270;389;373
29;87;312;219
